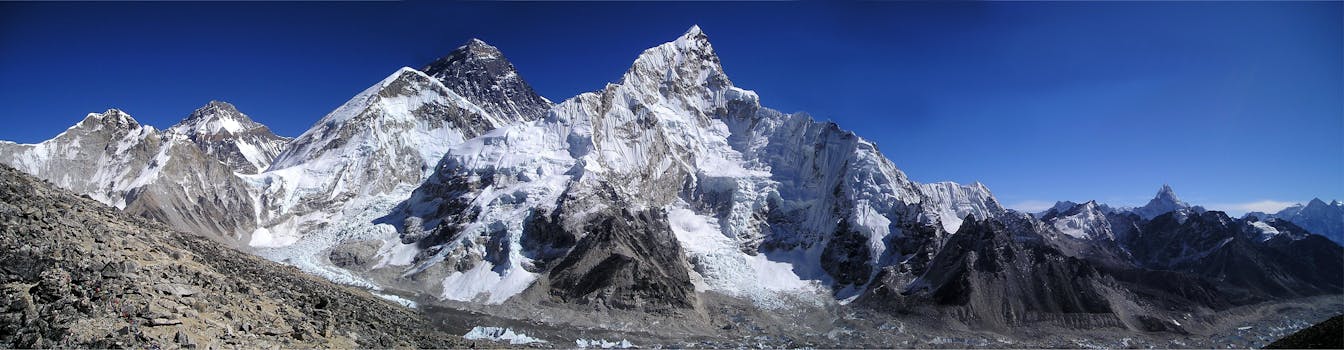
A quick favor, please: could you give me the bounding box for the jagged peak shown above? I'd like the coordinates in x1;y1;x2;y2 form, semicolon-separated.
424;38;506;75
622;25;722;87
684;24;703;37
171;100;261;135
1307;198;1328;207
80;108;139;129
462;38;499;53
1156;184;1179;201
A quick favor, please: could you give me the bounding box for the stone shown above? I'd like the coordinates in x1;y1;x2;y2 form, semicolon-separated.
154;283;198;297
149;318;182;326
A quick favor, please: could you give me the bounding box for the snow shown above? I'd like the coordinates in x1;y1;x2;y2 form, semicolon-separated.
373;239;421;268
1250;221;1281;241
462;327;547;345
1047;202;1113;240
667;205;823;308
233;140;267;170
918;182;1004;233
439;262;537;304
372;292;418;309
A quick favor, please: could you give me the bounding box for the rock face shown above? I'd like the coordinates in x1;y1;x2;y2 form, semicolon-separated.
0;164;464;348
544;209;697;314
898;216;1120;328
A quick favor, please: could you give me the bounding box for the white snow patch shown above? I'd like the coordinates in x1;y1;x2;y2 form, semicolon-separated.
372;292;418;309
1250;221;1281;241
439;262;537;304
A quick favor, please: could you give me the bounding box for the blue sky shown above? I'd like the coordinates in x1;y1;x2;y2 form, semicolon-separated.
0;2;1339;215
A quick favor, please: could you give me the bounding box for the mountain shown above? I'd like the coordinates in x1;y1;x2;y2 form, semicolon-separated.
0;25;1339;347
168;101;290;174
422;38;553;123
0;106;270;243
1245;198;1344;244
366;26;1023;312
0;163;465;348
1131;184;1205;220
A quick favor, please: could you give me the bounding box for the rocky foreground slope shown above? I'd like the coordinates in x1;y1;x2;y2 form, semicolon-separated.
0;164;462;348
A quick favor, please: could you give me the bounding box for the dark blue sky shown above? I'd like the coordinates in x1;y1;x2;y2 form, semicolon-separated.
1;1;1339;214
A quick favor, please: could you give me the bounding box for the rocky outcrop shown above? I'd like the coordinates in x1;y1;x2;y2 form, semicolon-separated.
0;164;464;348
545;209;697;314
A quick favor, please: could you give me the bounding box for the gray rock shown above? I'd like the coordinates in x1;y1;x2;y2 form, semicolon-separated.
149;318;182;327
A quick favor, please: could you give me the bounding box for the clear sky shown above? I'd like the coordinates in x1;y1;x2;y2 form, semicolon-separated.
1;2;1339;215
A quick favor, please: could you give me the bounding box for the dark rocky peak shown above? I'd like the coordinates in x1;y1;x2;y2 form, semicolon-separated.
421;38;551;123
1307;198;1329;208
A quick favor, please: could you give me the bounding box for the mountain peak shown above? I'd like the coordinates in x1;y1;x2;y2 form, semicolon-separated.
421;38;550;123
1133;184;1193;219
1308;198;1328;207
1156;184;1179;201
80;108;139;130
457;38;502;60
683;24;704;39
172;100;258;135
619;24;725;94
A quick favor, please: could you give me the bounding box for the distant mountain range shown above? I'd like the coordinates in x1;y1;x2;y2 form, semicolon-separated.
0;25;1338;346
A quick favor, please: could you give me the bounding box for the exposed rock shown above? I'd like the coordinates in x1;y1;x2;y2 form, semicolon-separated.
546;209;697;313
0;164;465;348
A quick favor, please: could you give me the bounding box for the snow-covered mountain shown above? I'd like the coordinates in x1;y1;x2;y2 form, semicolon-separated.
368;26;1016;309
0;105;279;243
0;25;1338;340
168;101;290;174
1245;198;1344;244
423;38;553;123
1039;200;1114;241
1130;184;1205;219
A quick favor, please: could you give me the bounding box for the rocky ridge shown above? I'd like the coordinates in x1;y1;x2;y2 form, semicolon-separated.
0;164;464;348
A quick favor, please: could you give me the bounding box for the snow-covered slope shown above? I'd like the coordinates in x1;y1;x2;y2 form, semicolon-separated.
1040;201;1114;240
917;182;1006;233
248;66;505;249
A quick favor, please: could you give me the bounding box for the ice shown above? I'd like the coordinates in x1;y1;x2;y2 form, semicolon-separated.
667;205;823;308
462;326;547;345
576;338;635;349
371;292;418;309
